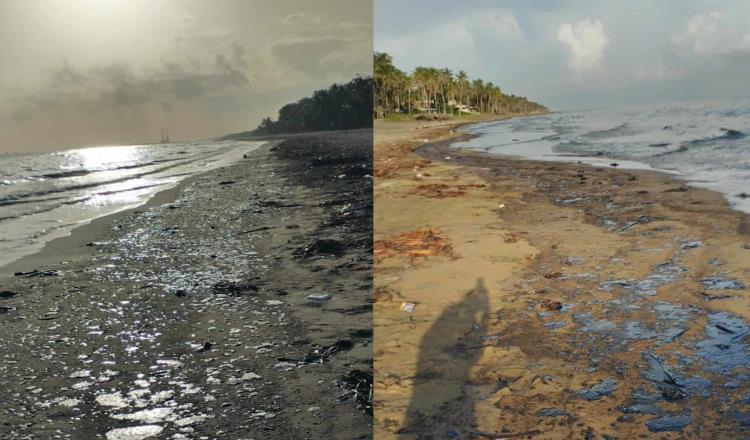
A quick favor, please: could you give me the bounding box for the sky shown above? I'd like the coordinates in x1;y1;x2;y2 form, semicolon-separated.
375;0;750;111
0;0;372;152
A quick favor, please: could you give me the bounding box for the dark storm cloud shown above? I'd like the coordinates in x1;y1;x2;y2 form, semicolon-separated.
270;37;349;77
10;43;250;122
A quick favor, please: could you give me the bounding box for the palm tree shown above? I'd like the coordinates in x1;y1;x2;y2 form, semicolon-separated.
373;51;547;118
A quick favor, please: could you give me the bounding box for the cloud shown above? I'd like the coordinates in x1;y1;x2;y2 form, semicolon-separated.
671;7;750;57
281;12;322;26
476;10;522;40
557;18;608;72
8;43;250;122
267;18;372;84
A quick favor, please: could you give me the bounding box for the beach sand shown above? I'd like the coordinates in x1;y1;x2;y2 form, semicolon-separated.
374;117;750;438
0;130;372;439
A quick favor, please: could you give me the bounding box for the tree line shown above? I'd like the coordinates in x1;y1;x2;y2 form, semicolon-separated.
374;52;547;118
253;76;373;134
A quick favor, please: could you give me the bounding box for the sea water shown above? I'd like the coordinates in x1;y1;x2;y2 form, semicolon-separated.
0;140;264;269
453;99;750;213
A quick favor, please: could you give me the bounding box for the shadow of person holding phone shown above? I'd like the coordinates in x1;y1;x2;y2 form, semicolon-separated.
402;278;491;439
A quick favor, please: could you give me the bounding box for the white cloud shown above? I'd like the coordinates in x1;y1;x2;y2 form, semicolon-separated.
476;10;522;40
556;18;608;72
671;8;750;57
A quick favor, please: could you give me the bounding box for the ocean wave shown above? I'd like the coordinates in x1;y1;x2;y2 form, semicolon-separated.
0;160;191;206
37;158;177;180
579;122;633;140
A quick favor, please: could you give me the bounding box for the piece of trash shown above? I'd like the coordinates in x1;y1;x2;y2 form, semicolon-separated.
306;293;331;302
498;203;506;209
241;372;262;381
400;302;416;313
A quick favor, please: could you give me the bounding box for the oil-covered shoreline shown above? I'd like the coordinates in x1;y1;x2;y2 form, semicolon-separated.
0;130;373;439
374;117;750;439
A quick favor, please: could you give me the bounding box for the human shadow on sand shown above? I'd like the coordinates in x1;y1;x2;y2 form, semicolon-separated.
402;278;490;439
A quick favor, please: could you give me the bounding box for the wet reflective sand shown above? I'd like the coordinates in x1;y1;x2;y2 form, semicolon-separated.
0;131;372;439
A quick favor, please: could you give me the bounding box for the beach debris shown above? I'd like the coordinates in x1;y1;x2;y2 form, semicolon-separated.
681;240;703;250
575;378;618;400
741;243;750;250
543;321;567;330
641;353;688;401
340;369;372;414
0;305;16;313
104;425;164;440
477;430;542;439
211;280;258;295
292;340;355;364
85;241;110;247
646;413;692;433
537;408;571;417
610;163;619;167
400;302;416;313
265;300;284;306
696;312;750;374
296;239;346;258
618;215;653;232
0;290;19;300
619;404;661;415
600;261;685;296
240;372;262;381
13;269;59;278
374;228;456;262
556;196;587;205
196;341;212;353
306;293;331;302
544;271;564;279
218;180;236;185
701;291;732;301
573;313;617;333
232;226;273;236
39;311;59;320
540;299;563;311
563;256;586;265
701;276;745;290
416;183;485;198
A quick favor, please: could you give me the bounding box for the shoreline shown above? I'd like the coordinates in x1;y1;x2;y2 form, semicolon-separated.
0;130;373;438
374;116;750;438
452;115;750;215
0;140;270;277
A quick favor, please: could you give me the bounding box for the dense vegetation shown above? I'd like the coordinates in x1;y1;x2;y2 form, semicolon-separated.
253;76;372;134
374;52;547;118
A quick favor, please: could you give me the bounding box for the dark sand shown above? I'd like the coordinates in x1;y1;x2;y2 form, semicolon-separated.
0;130;372;439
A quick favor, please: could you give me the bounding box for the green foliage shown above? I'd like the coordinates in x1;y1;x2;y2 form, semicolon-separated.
373;51;547;118
254;76;373;134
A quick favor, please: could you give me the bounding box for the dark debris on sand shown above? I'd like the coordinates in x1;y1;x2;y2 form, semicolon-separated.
0;129;372;439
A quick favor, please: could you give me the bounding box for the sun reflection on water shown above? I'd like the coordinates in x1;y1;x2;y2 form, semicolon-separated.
62;145;147;171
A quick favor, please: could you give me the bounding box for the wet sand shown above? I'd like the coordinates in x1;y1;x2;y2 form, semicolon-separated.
0;130;372;439
374;117;750;439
